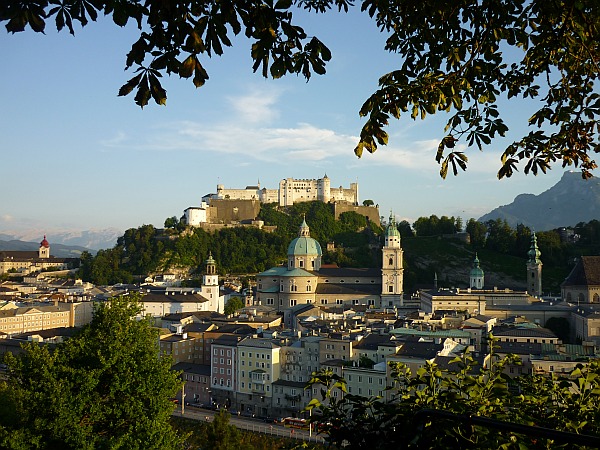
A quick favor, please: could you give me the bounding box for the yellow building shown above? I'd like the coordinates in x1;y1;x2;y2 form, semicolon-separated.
0;236;70;275
0;300;94;335
236;337;281;417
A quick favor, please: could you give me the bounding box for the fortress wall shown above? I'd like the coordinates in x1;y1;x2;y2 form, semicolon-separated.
334;203;381;227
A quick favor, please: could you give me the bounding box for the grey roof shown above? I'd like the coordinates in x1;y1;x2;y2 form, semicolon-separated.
183;323;216;333
257;266;315;277
279;268;318;278
163;312;199;321
212;335;243;346
12;326;79;340
238;337;281;349
572;307;600;319
491;326;557;339
172;362;211;376
494;341;549;355
215;324;256;335
395;341;443;359
390;328;471;339
142;292;209;303
353;333;396;351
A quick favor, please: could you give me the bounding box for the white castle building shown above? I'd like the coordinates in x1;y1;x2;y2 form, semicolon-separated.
201;175;359;207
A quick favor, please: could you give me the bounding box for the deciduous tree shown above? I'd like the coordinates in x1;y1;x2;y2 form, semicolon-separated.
307;343;600;449
2;0;597;177
0;294;184;450
224;297;245;315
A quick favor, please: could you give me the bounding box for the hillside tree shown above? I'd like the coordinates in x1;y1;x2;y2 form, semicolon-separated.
2;1;598;178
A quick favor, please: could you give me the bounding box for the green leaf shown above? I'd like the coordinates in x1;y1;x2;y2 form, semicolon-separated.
118;73;143;97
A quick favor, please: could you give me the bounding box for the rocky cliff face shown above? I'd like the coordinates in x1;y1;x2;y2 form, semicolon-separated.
479;171;600;230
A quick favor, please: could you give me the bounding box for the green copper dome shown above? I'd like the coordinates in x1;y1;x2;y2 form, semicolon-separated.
287;236;323;256
287;217;322;257
470;253;484;277
386;213;401;238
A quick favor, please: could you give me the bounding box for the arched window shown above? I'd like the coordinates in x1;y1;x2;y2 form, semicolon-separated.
578;293;586;303
567;292;572;302
594;293;599;303
389;257;394;266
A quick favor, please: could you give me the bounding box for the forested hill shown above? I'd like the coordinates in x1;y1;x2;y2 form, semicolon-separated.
77;202;382;286
73;202;600;295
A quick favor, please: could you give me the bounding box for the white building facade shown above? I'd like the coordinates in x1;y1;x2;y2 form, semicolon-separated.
201;175;359;207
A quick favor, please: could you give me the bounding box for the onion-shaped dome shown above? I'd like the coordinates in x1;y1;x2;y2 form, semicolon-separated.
40;235;49;248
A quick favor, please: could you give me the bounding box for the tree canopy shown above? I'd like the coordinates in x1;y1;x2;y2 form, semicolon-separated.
2;0;598;178
307;343;600;449
0;294;184;450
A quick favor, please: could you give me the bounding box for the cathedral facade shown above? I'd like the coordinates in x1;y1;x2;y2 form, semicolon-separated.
255;216;404;311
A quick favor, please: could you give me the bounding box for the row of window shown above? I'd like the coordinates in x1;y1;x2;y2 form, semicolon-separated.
184;374;208;383
213;358;232;365
213;348;232;357
241;360;270;368
213;378;232;387
263;298;377;306
347;387;384;396
240;352;271;359
346;375;384;385
258;279;378;285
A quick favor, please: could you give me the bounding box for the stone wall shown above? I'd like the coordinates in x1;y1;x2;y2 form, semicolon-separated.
333;203;381;227
206;199;261;224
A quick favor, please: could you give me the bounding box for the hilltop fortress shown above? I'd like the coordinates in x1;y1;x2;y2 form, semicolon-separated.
185;176;379;228
202;175;358;206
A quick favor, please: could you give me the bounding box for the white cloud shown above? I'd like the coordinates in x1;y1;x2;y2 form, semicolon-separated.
226;87;282;124
99;93;359;164
99;131;127;148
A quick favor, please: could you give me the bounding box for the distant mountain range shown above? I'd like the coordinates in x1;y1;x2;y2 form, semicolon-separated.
0;228;121;252
0;239;94;258
479;171;600;230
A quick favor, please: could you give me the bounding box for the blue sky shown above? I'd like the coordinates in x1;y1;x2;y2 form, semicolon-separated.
0;7;577;235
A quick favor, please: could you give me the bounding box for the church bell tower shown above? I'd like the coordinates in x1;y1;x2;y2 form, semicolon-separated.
381;213;404;308
527;233;543;297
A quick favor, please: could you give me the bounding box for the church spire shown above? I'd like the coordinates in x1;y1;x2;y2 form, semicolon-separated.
528;232;542;264
527;232;543;297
